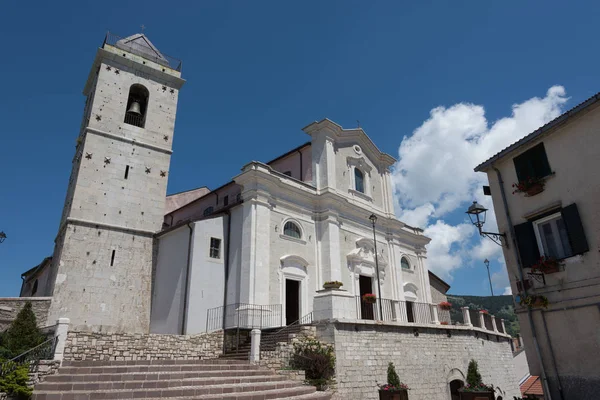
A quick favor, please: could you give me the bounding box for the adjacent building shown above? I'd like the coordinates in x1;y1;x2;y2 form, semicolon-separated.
475;94;600;400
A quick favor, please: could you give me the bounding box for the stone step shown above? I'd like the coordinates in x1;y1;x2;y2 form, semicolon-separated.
57;363;260;375
291;392;333;400
33;380;311;399
44;369;271;383
36;374;288;391
62;359;245;367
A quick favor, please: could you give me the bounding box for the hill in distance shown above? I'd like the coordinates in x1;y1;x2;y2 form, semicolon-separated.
446;294;520;337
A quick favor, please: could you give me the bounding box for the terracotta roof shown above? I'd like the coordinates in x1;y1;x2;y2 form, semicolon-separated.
474;92;600;172
521;375;544;396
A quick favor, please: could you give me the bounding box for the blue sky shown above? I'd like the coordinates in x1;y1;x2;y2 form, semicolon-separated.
0;0;597;296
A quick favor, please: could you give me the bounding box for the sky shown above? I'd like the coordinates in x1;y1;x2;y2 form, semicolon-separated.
1;0;598;297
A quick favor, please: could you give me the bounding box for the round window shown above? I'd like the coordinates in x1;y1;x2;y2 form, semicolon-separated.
353;145;362;154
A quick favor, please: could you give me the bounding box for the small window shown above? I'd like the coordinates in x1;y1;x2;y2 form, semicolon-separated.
283;171;292;177
354;168;365;193
209;238;221;259
513;143;552;182
110;249;116;266
283;221;302;239
223;195;229;206
203;206;214;217
401;257;411;270
124;165;130;179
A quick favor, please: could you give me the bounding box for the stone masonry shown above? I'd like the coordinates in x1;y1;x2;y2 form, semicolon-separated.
63;330;223;361
316;320;519;400
0;298;51;331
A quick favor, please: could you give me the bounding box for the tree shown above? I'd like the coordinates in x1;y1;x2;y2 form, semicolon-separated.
387;362;401;388
466;359;482;387
0;302;45;359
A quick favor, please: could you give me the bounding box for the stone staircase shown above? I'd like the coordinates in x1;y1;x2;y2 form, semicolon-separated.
32;359;331;399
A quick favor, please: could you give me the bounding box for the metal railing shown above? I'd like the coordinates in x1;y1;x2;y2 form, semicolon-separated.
124;113;145;128
103;32;182;71
0;337;57;378
259;312;314;368
469;310;482;328
355;297;397;321
206;303;282;332
402;300;432;323
495;316;504;333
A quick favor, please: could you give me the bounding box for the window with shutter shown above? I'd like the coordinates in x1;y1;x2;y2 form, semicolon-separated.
561;204;589;255
513;143;552;182
514;221;540;268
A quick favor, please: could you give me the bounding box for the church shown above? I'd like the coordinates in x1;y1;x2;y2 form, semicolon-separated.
21;32;442;335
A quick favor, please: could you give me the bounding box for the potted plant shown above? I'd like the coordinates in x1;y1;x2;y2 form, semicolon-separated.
439;301;452;310
531;256;561;274
519;295;549;309
323;281;343;290
479;309;489;314
440;321;449;325
362;293;377;304
459;360;495;400
379;362;409;400
512;176;545;196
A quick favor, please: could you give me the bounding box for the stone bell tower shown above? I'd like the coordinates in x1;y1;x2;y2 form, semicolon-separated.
46;33;185;333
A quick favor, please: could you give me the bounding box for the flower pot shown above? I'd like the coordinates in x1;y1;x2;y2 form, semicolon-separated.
532;298;547;308
323;283;343;290
541;264;560;274
379;389;409;400
363;297;377;304
525;183;544;196
459;391;494;400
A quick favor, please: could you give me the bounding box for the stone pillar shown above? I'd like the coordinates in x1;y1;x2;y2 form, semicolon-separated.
430;304;440;324
479;311;486;330
250;329;261;364
318;213;342;283
53;318;70;363
461;307;472;327
501;319;507;334
491;316;499;332
313;290;356;321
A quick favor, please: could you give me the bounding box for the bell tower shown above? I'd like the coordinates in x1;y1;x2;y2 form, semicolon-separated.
46;33;185;333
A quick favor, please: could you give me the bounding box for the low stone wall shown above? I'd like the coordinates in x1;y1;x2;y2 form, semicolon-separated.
63;330;224;361
0;298;52;331
28;360;61;386
259;325;315;370
317;320;520;400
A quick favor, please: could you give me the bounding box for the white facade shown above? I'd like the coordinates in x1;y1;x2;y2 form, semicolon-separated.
153;119;434;334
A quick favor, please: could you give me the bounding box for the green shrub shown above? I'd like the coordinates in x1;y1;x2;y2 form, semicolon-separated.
387;362;401;388
466;359;482;387
1;302;45;359
0;363;32;400
290;337;335;391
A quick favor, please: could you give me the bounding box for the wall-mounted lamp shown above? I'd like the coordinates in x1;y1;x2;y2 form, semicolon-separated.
465;201;507;247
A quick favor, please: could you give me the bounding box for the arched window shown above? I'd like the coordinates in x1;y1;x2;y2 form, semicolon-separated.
203;206;214;216
401;257;411;270
124;84;149;128
283;221;302;239
354;168;365;193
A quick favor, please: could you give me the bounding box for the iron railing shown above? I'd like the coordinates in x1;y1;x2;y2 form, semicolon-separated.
124;113;145;128
469;310;482;328
495;316;504;333
0;337;57;378
401;300;432;323
483;313;494;331
437;306;452;324
259;312;314;368
206;303;282;332
355;297;397;321
103;32;183;71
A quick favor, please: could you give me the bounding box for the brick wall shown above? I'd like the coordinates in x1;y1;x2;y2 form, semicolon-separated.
0;298;52;331
63;330;223;361
318;321;519;400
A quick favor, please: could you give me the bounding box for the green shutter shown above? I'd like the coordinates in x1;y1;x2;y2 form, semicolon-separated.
513;143;551;182
562;204;589;255
514;221;540;268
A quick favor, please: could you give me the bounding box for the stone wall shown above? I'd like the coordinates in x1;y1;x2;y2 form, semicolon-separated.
63;330;223;361
28;360;61;386
317;320;519;400
0;298;52;331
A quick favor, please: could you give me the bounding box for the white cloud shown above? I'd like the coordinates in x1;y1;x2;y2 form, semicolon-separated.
392;86;569;279
503;286;512;295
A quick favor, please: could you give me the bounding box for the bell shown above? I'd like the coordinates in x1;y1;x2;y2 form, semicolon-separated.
127;101;142;115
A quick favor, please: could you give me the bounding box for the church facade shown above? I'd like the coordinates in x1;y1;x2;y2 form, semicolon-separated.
22;32;438;335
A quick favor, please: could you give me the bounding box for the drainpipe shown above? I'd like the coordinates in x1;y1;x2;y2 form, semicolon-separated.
493;167;556;400
181;222;194;334
222;210;232;331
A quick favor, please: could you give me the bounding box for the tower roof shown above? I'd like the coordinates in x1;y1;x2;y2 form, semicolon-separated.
114;33;170;67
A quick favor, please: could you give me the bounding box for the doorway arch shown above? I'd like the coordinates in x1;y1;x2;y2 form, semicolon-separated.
449;380;464;400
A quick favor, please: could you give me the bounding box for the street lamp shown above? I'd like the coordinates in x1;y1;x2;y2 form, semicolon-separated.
369;214;384;320
466;201;507;247
0;231;6;244
484;259;494;296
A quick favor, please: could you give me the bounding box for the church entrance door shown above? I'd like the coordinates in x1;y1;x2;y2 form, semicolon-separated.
359;275;374;320
285;279;300;325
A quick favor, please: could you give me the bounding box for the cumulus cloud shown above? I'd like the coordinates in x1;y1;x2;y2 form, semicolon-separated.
503;286;512;295
392;86;569;279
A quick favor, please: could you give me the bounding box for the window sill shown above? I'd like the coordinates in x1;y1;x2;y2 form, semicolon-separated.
279;234;307;245
401;268;414;274
348;189;373;202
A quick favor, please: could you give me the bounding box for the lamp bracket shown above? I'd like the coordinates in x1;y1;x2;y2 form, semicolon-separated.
480;231;508;248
